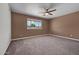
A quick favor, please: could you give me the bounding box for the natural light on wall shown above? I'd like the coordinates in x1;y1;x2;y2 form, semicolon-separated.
27;18;42;29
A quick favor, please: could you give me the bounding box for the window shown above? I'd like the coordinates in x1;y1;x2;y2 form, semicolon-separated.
27;18;42;29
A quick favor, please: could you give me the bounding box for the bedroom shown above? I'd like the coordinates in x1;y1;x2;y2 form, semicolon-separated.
0;3;79;55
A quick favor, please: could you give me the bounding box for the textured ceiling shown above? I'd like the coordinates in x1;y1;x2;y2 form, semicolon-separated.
9;3;79;19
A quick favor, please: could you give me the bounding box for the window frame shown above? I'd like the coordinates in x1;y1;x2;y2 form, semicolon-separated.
27;18;42;29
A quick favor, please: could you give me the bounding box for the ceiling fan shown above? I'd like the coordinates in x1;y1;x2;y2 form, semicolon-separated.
42;8;56;16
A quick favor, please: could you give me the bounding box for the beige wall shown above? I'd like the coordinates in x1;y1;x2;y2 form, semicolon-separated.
50;11;79;39
11;12;49;39
12;11;79;39
0;4;11;54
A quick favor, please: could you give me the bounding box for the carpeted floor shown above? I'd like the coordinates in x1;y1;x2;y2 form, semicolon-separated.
5;36;79;55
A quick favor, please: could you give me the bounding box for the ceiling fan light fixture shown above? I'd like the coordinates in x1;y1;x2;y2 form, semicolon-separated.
45;13;49;16
41;8;56;16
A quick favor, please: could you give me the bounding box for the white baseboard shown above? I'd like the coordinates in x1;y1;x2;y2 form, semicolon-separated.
12;34;49;41
49;34;79;42
12;34;79;42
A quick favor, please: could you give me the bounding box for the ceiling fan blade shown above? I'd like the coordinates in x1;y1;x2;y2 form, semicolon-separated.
49;9;56;12
43;8;49;12
46;9;49;11
48;12;53;15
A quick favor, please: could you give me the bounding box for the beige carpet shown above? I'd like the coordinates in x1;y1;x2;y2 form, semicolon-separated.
5;36;79;55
